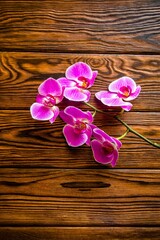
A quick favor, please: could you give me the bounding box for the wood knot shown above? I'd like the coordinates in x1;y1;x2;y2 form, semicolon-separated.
61;181;111;190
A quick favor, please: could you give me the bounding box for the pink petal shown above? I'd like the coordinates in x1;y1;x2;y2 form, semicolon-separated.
101;96;125;106
120;102;133;111
38;78;62;97
64;106;93;123
110;150;119;167
30;103;54;121
60;110;74;125
36;94;44;103
82;89;91;102
101;97;133;111
64;87;89;102
109;77;136;93
57;77;76;87
125;85;141;101
89;124;98;131
91;140;114;165
124;77;137;92
66;62;92;80
111;137;122;149
88;71;98;88
49;106;59;124
85;126;93;146
95;91;117;100
63;125;88;147
93;128;114;143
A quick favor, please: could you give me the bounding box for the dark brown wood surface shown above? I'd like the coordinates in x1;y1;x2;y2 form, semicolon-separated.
0;0;160;239
0;0;160;53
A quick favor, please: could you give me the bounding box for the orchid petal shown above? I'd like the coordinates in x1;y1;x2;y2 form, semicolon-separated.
64;87;89;102
109;77;136;93
110;150;119;167
82;89;91;102
60;110;74;125
93;128;114;143
36;94;44;104
85;125;93;146
124;77;137;92
30;103;54;121
91;140;113;165
101;97;125;106
38;78;62;96
63;124;88;147
88;71;98;88
120;102;133;111
89;124;98;131
66;62;92;80
95;91;117;100
64;106;93;123
49;106;59;124
112;137;122;149
100;97;132;111
58;77;76;87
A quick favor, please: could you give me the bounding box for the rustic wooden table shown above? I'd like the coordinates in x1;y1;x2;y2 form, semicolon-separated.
0;0;160;239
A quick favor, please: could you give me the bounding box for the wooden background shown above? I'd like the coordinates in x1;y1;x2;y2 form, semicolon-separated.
0;0;160;239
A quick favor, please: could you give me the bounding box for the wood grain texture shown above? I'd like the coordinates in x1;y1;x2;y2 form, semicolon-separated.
0;227;159;240
0;168;159;226
0;52;160;111
0;111;159;168
0;0;160;53
0;0;160;237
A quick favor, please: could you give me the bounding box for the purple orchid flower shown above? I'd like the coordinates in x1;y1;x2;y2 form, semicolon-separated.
60;106;94;147
30;78;64;123
91;128;122;167
96;76;141;111
58;62;98;102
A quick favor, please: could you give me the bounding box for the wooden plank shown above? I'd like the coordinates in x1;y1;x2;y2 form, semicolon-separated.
0;169;159;226
0;111;159;168
0;227;159;240
0;52;160;111
0;0;160;53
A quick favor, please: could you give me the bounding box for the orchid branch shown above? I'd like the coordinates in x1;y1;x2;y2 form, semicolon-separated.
85;102;104;114
117;129;129;140
84;102;160;149
115;115;160;148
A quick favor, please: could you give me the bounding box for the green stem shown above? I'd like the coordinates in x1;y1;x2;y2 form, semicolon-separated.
84;102;160;149
92;110;97;118
117;129;129;140
115;115;160;148
85;102;104;113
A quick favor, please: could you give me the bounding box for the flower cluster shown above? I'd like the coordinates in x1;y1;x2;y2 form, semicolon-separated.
30;62;143;167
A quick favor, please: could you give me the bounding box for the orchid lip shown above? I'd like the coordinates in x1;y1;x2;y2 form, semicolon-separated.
77;76;89;88
118;86;131;98
74;120;87;134
42;95;56;108
103;143;115;154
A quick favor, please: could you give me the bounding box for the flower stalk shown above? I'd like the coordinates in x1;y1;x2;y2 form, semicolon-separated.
117;129;129;140
84;102;160;149
115;115;160;148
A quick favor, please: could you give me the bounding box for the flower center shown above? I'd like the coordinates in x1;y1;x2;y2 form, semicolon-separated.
78;76;89;88
118;86;131;98
102;142;114;155
74;120;87;134
43;95;56;108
